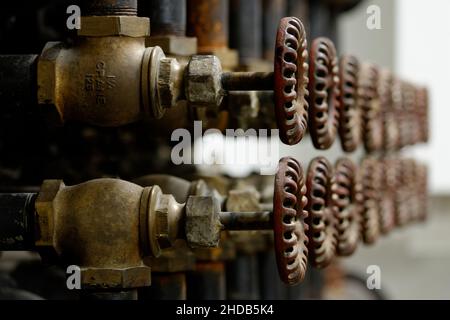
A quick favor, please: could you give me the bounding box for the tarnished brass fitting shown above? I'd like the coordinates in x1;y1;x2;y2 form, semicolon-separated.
35;179;152;289
34;178;189;289
37;15;153;125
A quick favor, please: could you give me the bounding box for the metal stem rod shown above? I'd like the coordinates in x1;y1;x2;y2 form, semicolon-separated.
219;211;272;230
221;72;274;91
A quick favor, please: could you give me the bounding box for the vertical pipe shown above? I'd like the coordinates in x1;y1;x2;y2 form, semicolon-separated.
186;262;226;299
229;0;263;64
262;0;287;61
82;0;138;16
187;0;229;53
139;272;186;300
226;253;260;300
258;250;287;299
141;0;187;36
0;193;36;251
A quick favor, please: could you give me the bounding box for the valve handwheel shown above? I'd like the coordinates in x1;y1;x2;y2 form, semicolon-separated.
274;17;309;146
273;157;309;285
305;157;338;268
308;37;340;150
360;157;381;244
332;158;362;256
338;55;361;152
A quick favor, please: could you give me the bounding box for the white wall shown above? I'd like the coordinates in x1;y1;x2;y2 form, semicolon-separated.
395;0;450;194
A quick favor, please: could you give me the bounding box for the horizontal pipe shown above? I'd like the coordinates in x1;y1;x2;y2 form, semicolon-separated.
0;193;36;250
0;55;38;117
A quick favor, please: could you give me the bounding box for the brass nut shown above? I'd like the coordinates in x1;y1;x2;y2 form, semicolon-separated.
186;55;224;109
37;42;65;125
78;16;150;37
185;196;222;248
81;266;151;289
157;58;183;110
34;180;65;248
146;36;197;56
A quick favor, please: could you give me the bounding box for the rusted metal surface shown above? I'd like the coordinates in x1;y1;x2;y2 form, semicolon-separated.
305;157;337;268
338;55;361;152
274;17;309;145
273;157;308;285
332;158;362;256
187;0;229;52
308;37;339;150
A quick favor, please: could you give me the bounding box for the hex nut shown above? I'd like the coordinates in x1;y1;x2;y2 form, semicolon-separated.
34;180;65;249
185;196;222;248
81;265;151;289
185;55;224;109
37;42;65;125
78;16;150;37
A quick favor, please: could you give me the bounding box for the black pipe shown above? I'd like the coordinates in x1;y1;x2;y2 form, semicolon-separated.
186;262;226;299
258;250;287;299
226;253;260;300
0;193;36;251
229;0;263;64
82;0;138;16
262;0;287;61
139;272;186;300
142;0;186;36
0;55;38;118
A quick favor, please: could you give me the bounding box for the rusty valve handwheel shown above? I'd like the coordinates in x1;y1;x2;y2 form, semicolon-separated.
332;158;362;256
305;157;337;268
360;157;382;244
379;159;396;234
360;64;383;153
273;157;309;284
273;17;309;145
308;37;340;150
338;55;361;152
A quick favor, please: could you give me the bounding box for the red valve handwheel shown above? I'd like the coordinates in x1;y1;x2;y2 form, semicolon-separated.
308;37;340;150
274;17;309;146
360;157;382;244
305;157;338;268
332;158;362;256
338;55;361;152
273;157;308;285
360;64;383;153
